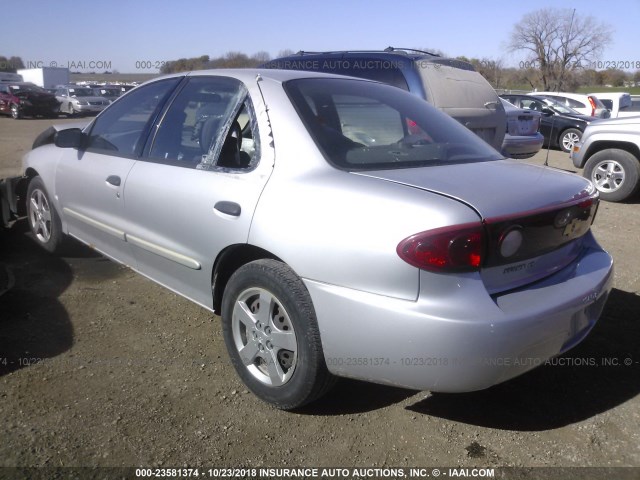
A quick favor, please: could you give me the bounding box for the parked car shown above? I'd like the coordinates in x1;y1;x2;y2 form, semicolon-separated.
500;98;543;159
500;94;595;152
119;84;137;93
262;48;507;151
92;86;122;103
0;82;59;119
54;85;110;116
532;92;610;119
571;116;640;202
20;69;613;409
590;92;636;118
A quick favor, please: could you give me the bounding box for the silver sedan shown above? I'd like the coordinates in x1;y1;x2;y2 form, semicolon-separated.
21;69;613;409
54;86;110;116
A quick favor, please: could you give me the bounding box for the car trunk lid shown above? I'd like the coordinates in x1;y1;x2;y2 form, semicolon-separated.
356;160;599;293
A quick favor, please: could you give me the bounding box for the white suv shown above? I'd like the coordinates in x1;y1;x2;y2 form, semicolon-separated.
571;116;640;202
531;92;610;118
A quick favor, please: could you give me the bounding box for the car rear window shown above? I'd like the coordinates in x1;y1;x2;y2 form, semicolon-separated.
285;78;502;170
600;99;613;110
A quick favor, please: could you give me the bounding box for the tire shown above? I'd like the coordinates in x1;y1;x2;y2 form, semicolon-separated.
26;176;65;253
559;128;582;153
584;149;640;202
221;259;335;409
10;104;22;120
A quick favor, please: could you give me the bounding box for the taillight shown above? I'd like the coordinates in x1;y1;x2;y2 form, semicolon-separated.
588;96;597;117
397;223;484;272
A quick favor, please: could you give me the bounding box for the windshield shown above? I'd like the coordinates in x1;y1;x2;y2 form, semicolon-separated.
68;88;94;97
96;88;120;97
285;78;502;170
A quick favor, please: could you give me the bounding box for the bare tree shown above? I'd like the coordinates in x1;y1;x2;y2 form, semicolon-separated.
277;49;296;57
508;8;612;91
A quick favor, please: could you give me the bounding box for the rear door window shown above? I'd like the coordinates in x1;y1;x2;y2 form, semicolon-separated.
565;97;586;109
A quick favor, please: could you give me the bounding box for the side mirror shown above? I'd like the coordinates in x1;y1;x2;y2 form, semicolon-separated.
541;107;554;116
54;128;84;149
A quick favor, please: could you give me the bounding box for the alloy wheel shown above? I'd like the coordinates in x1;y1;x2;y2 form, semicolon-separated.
562;131;580;152
29;188;52;243
231;287;298;387
591;159;625;193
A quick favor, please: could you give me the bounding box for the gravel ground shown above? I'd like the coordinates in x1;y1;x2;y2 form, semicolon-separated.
1;116;639;478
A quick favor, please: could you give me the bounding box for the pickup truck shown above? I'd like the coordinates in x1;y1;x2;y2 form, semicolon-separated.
571;116;640;202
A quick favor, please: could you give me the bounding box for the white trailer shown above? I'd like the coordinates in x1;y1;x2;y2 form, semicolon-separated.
16;67;70;89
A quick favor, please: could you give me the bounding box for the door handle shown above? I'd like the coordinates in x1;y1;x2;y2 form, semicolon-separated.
214;201;241;217
106;175;121;187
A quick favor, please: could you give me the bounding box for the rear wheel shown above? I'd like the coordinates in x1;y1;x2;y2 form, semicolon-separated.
26;176;65;253
584;149;640;202
559;128;581;153
221;259;334;409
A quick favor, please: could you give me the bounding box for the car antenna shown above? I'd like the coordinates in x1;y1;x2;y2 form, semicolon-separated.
544;111;556;167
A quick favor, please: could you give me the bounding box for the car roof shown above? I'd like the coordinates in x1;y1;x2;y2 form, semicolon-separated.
533;91;594;99
264;50;476;72
589;92;631;99
159;68;380;85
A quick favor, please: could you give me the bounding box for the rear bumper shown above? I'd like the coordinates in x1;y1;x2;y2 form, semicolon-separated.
501;132;544;159
305;232;613;392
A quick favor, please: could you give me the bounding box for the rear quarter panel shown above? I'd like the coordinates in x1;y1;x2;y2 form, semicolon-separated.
249;77;480;300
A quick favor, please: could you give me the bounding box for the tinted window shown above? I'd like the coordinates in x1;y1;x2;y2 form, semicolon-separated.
286;78;501;170
85;78;180;156
149;76;258;170
600;99;613;110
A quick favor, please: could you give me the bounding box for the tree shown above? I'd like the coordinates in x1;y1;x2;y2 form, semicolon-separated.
277;49;296;58
602;68;626;87
458;57;505;89
0;55;24;72
508;8;612;91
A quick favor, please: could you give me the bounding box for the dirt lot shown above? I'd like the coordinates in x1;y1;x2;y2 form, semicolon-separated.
1;116;639;476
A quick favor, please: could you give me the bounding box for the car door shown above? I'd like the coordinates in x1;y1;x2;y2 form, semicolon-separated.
122;75;273;309
55;77;181;267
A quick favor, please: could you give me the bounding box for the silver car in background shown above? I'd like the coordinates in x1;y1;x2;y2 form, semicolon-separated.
21;70;613;409
54;85;110;116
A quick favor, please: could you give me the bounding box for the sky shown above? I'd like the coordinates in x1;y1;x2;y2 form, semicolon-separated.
2;0;639;73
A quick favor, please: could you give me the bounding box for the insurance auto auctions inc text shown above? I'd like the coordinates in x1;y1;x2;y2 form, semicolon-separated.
156;467;496;478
